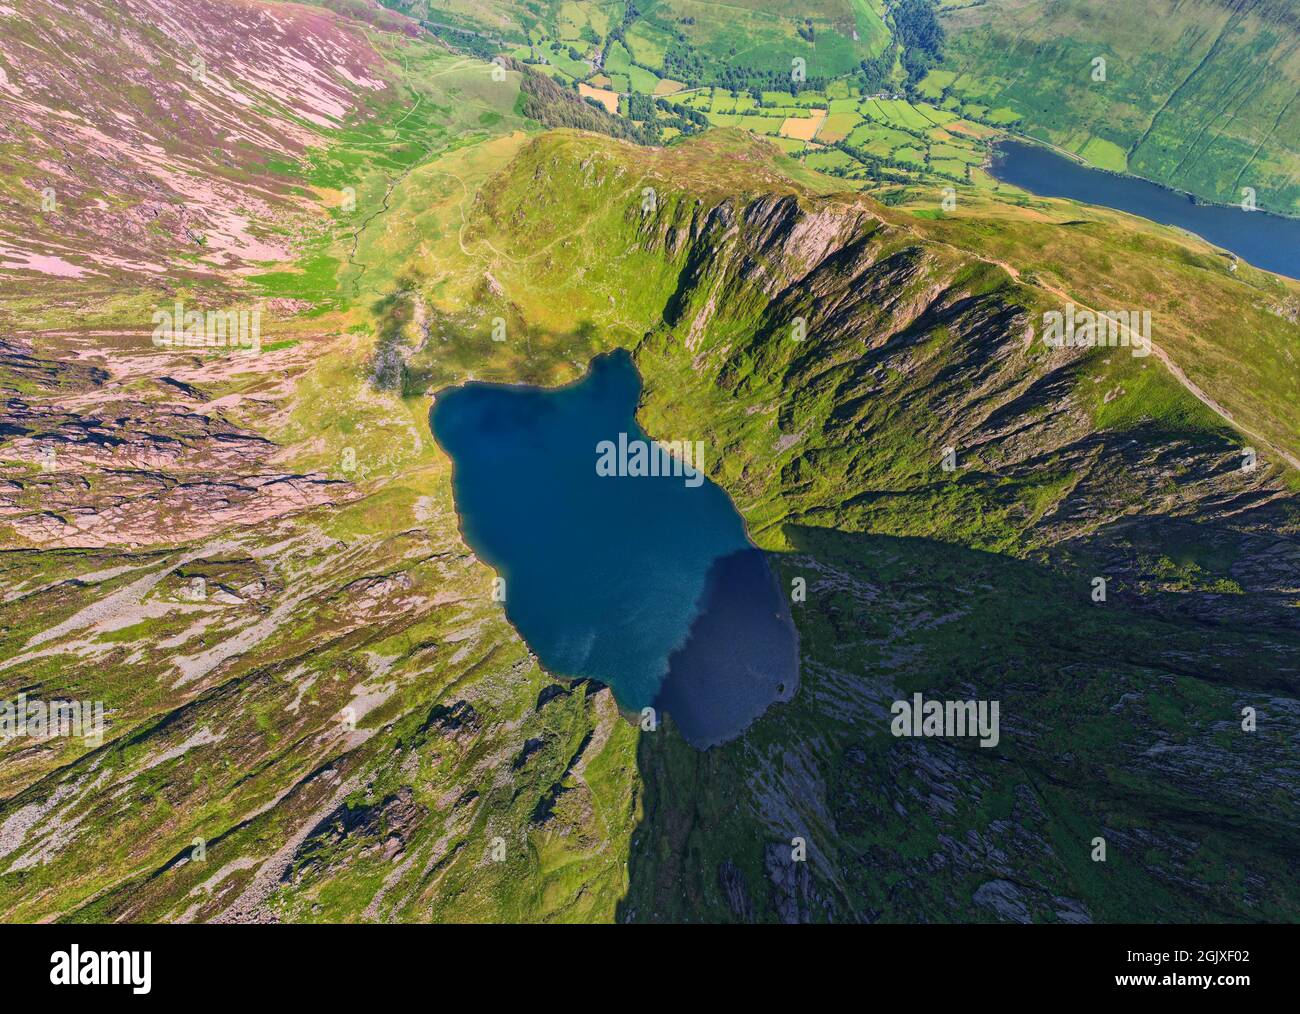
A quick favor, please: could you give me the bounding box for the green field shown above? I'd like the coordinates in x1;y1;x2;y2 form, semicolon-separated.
388;0;1300;216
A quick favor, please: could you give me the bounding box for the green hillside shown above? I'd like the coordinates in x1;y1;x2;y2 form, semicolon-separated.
384;0;891;85
394;0;1300;216
341;129;1300;920
935;0;1300;214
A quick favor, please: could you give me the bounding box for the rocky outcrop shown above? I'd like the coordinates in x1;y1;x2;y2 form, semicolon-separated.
284;787;428;883
717;860;754;922
0;342;353;547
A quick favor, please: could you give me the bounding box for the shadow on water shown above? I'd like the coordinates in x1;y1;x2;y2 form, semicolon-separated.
654;547;799;749
618;524;1300;923
429;348;1300;923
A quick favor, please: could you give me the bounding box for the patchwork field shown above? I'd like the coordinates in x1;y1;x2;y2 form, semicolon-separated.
365;0;1002;201
380;0;1300;220
669;83;994;194
579;82;620;113
779;108;828;141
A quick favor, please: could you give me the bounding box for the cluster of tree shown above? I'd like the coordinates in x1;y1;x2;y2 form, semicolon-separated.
657;98;708;126
607;1;642;47
422;23;500;62
819;162;916;188
892;0;945;83
625;91;657;122
559;81;707;143
858;53;894;95
651;97;709;135
662;41;832;94
622;92;708;142
832;139;968;186
510;60;658;145
836;140;921;175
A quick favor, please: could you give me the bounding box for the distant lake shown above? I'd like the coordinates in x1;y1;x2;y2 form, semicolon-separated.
989;140;1300;280
430;349;798;748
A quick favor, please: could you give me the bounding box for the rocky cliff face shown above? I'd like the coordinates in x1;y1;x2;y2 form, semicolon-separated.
0;336;352;547
473;132;1297;600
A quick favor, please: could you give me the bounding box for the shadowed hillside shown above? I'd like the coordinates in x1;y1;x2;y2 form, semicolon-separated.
458;129;1300;920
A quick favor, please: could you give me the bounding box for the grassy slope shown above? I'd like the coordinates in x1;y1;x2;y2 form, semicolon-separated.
0;0;425;329
0;23;640;924
907;187;1300;469
938;0;1300;214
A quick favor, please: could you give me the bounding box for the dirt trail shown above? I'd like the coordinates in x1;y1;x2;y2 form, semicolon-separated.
1036;273;1300;473
1145;340;1300;472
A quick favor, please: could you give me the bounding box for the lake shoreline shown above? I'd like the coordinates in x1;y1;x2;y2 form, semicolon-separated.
987;138;1300;280
429;348;801;748
991;132;1300;223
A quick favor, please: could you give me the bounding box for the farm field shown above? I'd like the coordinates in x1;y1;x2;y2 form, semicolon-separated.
394;0;889;82
386;0;1300;217
381;0;1007;201
579;82;620;114
675;86;994;195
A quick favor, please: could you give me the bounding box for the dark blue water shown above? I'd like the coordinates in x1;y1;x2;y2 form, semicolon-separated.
430;350;798;747
990;140;1300;280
